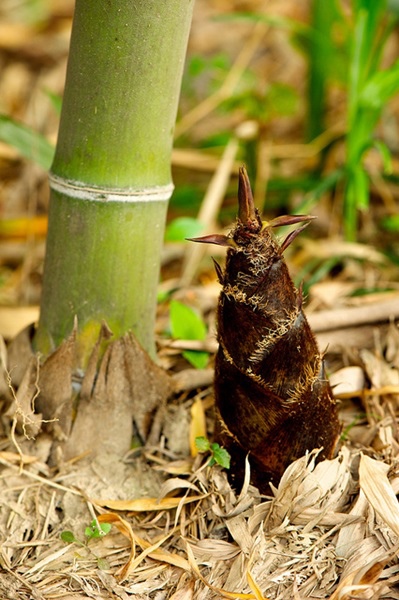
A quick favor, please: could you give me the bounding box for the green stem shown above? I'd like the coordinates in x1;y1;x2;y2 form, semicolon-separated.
35;0;194;360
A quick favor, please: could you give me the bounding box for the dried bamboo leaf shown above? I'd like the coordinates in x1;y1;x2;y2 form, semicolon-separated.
292;510;361;528
157;478;201;501
189;539;240;562
189;397;207;457
237;456;252;502
225;515;253;555
0;450;37;464
359;453;399;537
292;448;352;518
268;451;319;525
97;512;136;578
139;548;191;572
360;349;399;388
185;541;257;599
99;513;191;579
168;581;195;600
329;366;365;395
327;555;387;600
152;459;194;475
246;569;270;600
93;495;206;512
24;545;73;575
117;532;189;580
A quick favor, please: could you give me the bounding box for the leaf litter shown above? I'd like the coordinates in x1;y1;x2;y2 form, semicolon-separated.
2;323;399;599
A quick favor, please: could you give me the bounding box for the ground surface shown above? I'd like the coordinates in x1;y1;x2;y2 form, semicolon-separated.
1;1;399;598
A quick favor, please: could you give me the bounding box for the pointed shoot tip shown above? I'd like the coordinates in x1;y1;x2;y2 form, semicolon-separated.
280;221;313;253
268;214;316;229
187;234;236;248
238;165;257;225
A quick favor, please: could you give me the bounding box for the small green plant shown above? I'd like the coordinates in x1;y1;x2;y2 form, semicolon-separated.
195;436;231;469
60;519;112;571
61;519;111;546
85;520;112;540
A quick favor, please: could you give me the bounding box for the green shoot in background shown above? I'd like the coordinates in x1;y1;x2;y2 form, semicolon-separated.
61;520;111;545
185;2;399;241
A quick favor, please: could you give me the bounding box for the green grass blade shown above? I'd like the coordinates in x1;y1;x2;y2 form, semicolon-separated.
360;60;399;109
0;114;54;170
306;0;347;140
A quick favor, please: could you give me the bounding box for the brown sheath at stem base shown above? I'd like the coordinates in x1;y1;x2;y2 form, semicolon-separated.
191;166;340;493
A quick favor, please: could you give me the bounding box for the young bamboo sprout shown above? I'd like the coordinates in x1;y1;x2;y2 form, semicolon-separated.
191;166;340;492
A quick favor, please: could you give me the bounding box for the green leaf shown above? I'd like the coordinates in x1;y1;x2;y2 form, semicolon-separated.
300;256;343;295
165;217;204;242
210;443;231;469
85;520;111;539
360;61;399;109
372;140;393;173
305;0;349;139
344;178;358;241
187;54;207;77
348;8;367;125
195;436;211;452
182;349;209;369
0;114;54;170
169;185;203;213
170;300;207;342
388;0;399;15
44;88;63;115
99;522;112;535
170;301;209;368
298;169;344;213
380;214;399;231
353;166;370;210
195;437;231;469
60;530;78;544
85;526;94;538
267;82;298;117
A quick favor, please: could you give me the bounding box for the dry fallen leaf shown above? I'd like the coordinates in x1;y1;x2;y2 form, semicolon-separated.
185;540;259;599
93;495;206;512
98;512;191;580
189;396;207;457
359;453;399;537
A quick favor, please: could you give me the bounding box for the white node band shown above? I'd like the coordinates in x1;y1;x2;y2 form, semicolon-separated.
49;173;174;203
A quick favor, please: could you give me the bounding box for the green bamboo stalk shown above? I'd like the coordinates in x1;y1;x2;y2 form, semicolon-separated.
35;0;194;360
